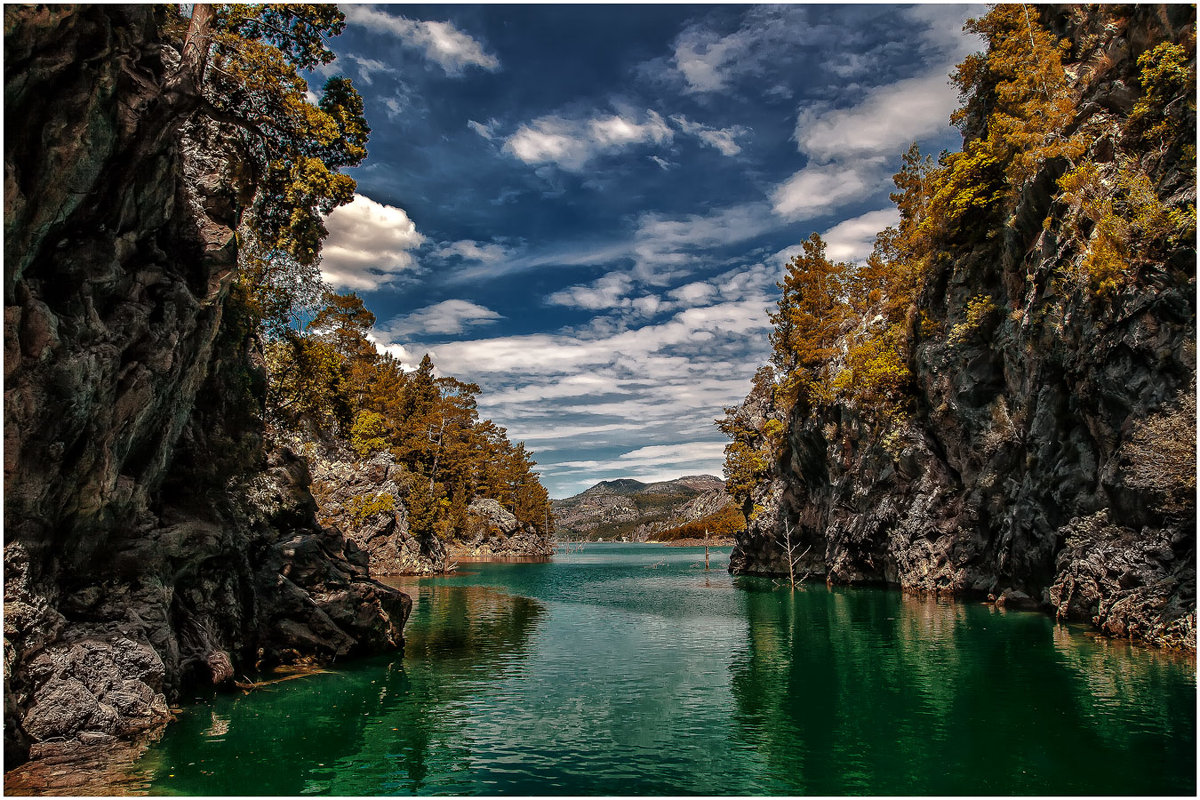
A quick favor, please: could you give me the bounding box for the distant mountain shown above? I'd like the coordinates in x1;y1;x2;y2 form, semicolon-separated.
552;475;732;541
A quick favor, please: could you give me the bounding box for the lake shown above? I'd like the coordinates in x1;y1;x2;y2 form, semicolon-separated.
135;543;1195;795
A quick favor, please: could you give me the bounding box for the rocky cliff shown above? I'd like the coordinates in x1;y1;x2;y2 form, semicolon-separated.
3;5;409;768
552;475;728;541
729;5;1196;649
279;431;551;572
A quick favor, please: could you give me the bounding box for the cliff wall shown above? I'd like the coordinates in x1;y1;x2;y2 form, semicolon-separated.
730;5;1195;649
4;6;409;766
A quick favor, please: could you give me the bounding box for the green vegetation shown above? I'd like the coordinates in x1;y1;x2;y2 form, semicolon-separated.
724;4;1195;483
266;292;552;540
656;504;746;542
158;6;552;543
344;492;397;525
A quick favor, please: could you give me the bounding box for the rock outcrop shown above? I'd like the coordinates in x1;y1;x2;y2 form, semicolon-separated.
291;432;551;570
450;498;555;558
303;438;451;575
729;6;1196;649
4;5;409;767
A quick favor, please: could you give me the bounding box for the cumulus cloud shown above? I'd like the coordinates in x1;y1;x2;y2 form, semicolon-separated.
503;110;672;171
384;299;503;337
765;6;977;223
320;194;425;290
668;281;717;307
821;208;901;262
770;160;884;221
547;272;635;311
342;5;500;74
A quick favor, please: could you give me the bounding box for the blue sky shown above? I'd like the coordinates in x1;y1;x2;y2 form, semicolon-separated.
309;4;984;498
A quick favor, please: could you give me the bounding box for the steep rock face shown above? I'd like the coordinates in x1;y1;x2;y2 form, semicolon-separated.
3;6;409;766
552;475;726;541
297;433;551;570
452;498;555;558
302;437;451;574
730;6;1195;649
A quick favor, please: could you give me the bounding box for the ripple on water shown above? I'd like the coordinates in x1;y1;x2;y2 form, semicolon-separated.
133;544;1195;796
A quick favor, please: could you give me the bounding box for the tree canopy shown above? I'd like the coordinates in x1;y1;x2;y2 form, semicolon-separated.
266;292;553;540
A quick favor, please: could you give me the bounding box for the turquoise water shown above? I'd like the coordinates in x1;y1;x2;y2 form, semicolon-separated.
140;543;1195;795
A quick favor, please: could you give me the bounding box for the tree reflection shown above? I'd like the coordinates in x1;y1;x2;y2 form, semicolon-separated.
728;581;1196;795
139;582;544;795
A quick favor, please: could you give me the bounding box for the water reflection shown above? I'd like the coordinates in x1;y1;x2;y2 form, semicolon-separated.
728;581;1195;795
139;581;545;795
135;546;1194;796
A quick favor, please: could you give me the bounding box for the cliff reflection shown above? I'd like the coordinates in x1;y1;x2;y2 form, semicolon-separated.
728;581;1195;795
138;581;544;795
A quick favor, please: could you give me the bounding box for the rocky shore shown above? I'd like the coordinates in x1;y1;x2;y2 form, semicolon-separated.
728;5;1196;650
4;5;409;772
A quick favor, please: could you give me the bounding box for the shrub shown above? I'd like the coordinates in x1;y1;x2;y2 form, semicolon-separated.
344;491;396;525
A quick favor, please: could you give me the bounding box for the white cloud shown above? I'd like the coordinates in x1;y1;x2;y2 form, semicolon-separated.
669;6;827;94
341;5;500;74
795;70;960;162
547;272;635;311
343;53;396;86
633;202;776;280
554;441;727;472
384;299;503;337
770;160;884;221
467;118;499;140
764;6;978;224
503;110;672;172
821;208;901;263
668;281;716;307
670;115;749;156
434;240;509;264
320;194;425;290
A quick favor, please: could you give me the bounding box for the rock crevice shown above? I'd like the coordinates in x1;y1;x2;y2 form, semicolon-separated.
4;6;409;767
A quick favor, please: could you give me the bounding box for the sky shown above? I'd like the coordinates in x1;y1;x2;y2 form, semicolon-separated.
307;3;985;498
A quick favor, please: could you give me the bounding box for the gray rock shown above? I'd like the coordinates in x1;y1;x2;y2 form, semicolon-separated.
3;6;411;768
728;6;1196;650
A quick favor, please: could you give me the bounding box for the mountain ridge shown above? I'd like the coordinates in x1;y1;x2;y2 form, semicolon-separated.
552;474;729;541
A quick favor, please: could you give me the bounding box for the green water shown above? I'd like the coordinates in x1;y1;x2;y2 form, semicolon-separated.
139;543;1195;795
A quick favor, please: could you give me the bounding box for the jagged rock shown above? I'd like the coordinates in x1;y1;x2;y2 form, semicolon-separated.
451;498;554;558
296;433;553;570
3;5;409;768
298;435;450;575
728;6;1196;650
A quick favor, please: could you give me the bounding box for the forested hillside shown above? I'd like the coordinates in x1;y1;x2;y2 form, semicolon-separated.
265;292;553;571
722;5;1196;648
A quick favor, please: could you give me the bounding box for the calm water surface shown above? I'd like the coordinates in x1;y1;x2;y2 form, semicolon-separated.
139;543;1195;795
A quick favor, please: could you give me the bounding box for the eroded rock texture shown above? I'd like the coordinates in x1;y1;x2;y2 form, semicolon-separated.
297;433;551;570
730;6;1196;649
303;437;452;575
4;5;409;767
